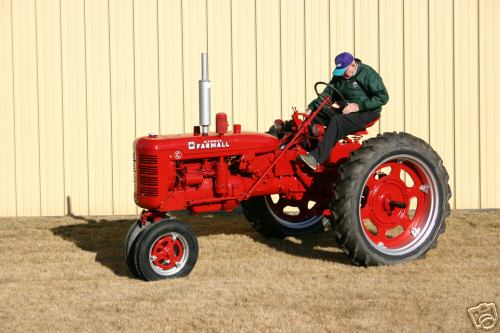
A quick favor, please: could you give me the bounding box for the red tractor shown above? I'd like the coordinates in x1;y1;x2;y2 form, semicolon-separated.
126;54;451;281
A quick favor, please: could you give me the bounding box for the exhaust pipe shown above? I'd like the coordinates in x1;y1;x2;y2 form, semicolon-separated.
199;53;211;136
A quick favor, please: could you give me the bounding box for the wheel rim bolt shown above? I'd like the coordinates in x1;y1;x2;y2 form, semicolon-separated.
419;184;429;193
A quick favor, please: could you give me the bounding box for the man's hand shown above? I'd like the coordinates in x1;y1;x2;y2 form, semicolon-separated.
342;103;359;114
306;108;312;116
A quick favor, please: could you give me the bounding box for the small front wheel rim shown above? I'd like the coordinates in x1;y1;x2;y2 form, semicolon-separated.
149;232;189;276
358;154;440;256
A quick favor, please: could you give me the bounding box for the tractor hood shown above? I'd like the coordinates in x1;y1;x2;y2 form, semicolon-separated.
135;131;279;160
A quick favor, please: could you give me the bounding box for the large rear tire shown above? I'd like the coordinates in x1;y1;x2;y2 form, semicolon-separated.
241;195;326;238
331;132;451;266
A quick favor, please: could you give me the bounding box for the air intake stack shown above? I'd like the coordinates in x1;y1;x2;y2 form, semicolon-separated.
199;53;211;136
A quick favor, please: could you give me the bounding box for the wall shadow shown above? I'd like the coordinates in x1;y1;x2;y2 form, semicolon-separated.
51;207;351;278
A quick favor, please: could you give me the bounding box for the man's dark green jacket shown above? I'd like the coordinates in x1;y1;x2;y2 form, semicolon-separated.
308;59;389;113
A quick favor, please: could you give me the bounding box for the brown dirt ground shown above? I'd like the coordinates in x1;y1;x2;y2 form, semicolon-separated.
0;210;499;333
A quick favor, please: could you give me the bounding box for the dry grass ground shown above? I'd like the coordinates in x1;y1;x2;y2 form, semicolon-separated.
0;210;499;333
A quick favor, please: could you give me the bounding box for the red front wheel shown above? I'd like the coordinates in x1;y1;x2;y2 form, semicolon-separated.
131;219;199;280
331;132;451;265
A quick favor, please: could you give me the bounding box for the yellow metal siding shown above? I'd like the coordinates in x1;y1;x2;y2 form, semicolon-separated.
454;0;480;209
355;0;380;136
1;0;499;216
379;0;404;135
12;0;41;216
134;0;160;137
85;0;113;215
479;0;500;208
231;0;257;130
429;0;455;207
0;0;16;216
280;0;306;119
61;0;88;215
305;0;330;106
256;0;282;128
404;0;429;143
181;0;207;132
110;0;136;214
36;0;65;216
208;0;233;126
158;0;184;134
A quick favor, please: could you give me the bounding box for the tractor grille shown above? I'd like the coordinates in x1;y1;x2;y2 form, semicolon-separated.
136;153;159;197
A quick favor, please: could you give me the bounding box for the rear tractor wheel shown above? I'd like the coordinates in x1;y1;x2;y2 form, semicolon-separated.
241;194;326;238
331;132;451;266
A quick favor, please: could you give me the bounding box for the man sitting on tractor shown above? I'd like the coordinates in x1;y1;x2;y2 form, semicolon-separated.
298;52;389;170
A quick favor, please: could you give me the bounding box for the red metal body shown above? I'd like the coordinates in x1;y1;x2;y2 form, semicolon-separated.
134;100;378;218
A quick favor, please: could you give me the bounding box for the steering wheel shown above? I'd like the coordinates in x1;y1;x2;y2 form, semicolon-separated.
314;81;347;110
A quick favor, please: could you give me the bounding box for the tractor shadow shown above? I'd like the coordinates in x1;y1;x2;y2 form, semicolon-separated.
51;214;136;278
51;209;351;278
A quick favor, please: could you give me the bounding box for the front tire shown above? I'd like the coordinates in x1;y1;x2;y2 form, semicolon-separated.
132;219;199;281
124;220;150;279
331;132;451;266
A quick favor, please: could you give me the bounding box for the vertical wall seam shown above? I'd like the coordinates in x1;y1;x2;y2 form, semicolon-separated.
278;0;282;119
156;0;161;133
255;0;258;130
230;0;234;123
427;0;431;144
377;0;381;134
205;0;209;54
10;0;18;216
35;0;42;215
477;0;481;208
59;0;66;215
495;0;498;206
451;0;456;209
132;0;138;215
402;0;406;133
132;0;137;137
327;0;330;72
353;0;356;55
180;0;186;132
83;0;90;215
303;0;306;108
377;0;380;72
107;0;114;214
452;0;457;209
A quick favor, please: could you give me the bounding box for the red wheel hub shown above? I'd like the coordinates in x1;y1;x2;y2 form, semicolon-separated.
360;159;432;249
150;234;184;271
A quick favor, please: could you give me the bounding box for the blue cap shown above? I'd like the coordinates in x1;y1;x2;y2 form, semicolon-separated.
332;52;354;76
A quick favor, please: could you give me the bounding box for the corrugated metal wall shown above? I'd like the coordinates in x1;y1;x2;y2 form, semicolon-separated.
0;0;499;216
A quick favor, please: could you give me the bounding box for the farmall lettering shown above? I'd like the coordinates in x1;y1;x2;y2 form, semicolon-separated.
188;139;230;150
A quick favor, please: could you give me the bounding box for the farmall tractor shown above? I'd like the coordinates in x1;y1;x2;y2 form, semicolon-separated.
126;54;451;281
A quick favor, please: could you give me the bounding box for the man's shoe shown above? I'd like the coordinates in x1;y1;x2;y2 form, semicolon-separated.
297;153;318;171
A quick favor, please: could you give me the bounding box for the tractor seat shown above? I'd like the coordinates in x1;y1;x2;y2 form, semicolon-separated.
351;117;380;136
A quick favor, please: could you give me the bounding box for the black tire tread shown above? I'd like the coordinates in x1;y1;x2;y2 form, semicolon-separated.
124;220;151;279
241;196;325;238
241;198;283;238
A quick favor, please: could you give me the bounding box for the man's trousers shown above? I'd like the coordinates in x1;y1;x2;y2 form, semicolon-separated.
309;108;380;164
